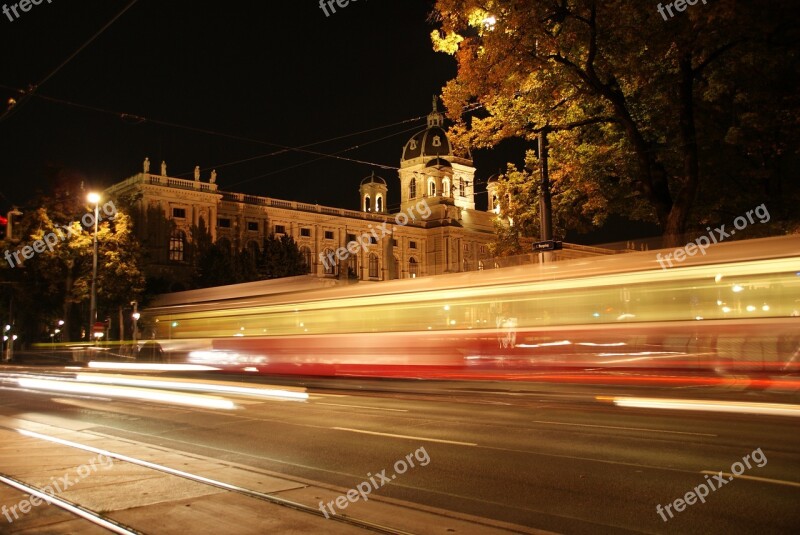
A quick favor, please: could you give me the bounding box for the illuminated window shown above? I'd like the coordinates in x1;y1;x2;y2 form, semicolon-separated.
169;231;185;261
429;180;436;197
409;177;416;199
364;195;371;212
408;257;419;278
459;179;465;197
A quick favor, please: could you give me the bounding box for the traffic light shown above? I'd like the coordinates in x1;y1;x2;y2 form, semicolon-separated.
0;215;6;240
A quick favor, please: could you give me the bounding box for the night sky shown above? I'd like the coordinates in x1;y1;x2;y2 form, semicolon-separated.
0;1;514;212
0;0;660;243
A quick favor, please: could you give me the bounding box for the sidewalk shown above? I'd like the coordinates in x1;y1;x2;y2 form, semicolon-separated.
0;417;543;535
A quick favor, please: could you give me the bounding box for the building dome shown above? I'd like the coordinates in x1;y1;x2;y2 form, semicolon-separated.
402;97;453;162
361;172;386;185
424;157;452;170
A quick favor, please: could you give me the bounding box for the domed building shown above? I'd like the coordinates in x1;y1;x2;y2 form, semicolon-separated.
106;98;497;283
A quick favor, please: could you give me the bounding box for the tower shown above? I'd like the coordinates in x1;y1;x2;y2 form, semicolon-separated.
398;97;477;214
359;172;388;213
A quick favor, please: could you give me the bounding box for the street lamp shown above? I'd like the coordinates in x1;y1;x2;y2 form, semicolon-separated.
87;192;100;341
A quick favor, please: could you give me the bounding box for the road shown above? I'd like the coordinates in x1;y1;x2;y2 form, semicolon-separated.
1;366;799;534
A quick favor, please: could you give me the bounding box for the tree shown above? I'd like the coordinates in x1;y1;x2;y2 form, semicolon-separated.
3;174;144;342
432;0;800;246
258;234;306;280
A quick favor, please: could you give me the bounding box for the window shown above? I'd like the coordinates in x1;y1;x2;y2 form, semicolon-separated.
408;257;419;278
300;246;312;273
172;208;186;219
218;218;231;228
428;180;436;197
368;253;379;278
376;196;383;212
370;236;377;244
478;260;485;271
480;245;487;254
247;221;258;232
301;228;311;237
347;233;357;243
409;177;416;199
459;179;466;197
169;231;186;261
392;239;398;247
443;178;451;197
464;243;470;252
275;224;286;234
324;230;334;240
364;195;371;212
409;241;417;249
322;248;335;275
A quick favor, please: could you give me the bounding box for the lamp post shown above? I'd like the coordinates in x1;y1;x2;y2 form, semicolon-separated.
87;192;100;340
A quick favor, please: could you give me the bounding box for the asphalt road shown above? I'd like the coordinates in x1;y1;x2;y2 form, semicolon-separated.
1;368;798;534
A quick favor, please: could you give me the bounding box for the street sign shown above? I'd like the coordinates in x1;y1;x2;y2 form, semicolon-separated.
532;240;563;252
92;322;105;334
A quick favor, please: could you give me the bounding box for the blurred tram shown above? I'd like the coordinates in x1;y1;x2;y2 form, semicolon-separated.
140;235;800;378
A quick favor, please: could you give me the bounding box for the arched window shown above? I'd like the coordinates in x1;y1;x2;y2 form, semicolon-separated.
376;195;383;213
368;253;379;278
428;180;436;197
409;177;416;199
216;237;232;254
459;179;466;198
323;248;335;275
246;240;259;258
408;257;419;278
347;255;358;279
364;195;371;212
169;231;186;261
300;246;312;273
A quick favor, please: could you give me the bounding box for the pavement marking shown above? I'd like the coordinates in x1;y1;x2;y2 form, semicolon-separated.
700;470;800;488
332;427;477;446
316;402;408;412
532;420;717;437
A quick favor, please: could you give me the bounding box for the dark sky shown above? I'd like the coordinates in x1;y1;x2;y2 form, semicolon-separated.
0;0;521;214
0;0;662;243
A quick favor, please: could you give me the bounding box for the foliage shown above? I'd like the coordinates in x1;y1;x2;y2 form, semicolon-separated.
432;0;800;246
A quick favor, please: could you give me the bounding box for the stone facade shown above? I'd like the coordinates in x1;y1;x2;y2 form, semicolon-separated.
104;102;497;284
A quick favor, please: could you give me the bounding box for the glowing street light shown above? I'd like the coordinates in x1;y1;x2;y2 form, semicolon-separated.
87;192;100;340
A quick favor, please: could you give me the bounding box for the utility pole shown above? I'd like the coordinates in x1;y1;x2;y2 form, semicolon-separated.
538;128;554;262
